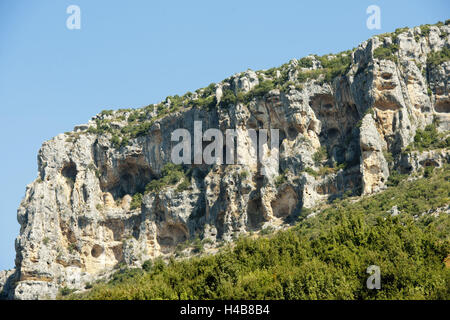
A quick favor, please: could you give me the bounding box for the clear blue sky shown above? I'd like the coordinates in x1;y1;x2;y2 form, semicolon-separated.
0;0;448;270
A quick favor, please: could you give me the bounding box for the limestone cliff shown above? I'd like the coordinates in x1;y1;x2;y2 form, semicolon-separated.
1;22;449;299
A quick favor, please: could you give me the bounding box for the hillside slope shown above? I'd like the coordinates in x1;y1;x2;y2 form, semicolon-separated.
66;165;450;300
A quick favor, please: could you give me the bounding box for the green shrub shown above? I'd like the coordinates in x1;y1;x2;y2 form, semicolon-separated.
263;68;277;77
386;170;407;187
192;238;204;254
59;286;76;297
298;57;314;68
176;178;191;192
190;95;217;111
427;47;450;68
297;207;312;220
142;260;153;272
111;135;121;148
318;53;352;83
304;167;319;177
244;80;275;102
383;151;394;163
259;226;275;235
127;112;138;122
424;166;435;178
145;179;164;192
294;53;352;84
313;146;328;164
146;163;190;193
373;44;399;62
414;124;438;147
317;166;335;176
201;83;216;98
219;89;237;108
109;267;144;285
420;25;431;37
274;169;288;187
152;258;166;273
68;243;78;254
281;81;295;92
405;122;449;152
240;170;249;180
394;27;409;35
130;193;143;210
297;69;324;83
100;110;114;116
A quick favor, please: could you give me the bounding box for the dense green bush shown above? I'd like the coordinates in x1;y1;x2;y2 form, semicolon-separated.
386;170;407;187
67;166;450;300
244;80;275;102
142;260;153;272
420;25;431;37
111;135;121;148
130;193;142;210
318;53;352;83
100;109;114;116
373;44;399;62
427;47;450;68
201;83;216;98
145;163;190;193
297;69;324;83
189;95;217;111
239;170;249;180
59;287;77;297
298;57;314;68
274;169;288;188
192;238;205;254
304;167;319;177
313;146;328;164
294;53;352;85
219;89;237;108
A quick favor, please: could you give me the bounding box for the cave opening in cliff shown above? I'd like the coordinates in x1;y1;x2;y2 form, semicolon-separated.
61;161;77;182
157;223;189;253
91;244;104;258
247;194;265;230
100;156;155;200
435;101;450;113
271;186;298;219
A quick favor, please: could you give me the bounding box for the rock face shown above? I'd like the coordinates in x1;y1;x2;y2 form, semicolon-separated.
359;113;390;194
2;23;449;299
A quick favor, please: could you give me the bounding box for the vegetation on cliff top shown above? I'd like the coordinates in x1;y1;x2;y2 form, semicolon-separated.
64;165;450;300
427;46;450;68
80;49;354;150
373;43;399;63
67;21;448;151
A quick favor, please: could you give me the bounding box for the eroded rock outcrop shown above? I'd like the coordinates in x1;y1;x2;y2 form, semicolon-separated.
2;22;449;299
